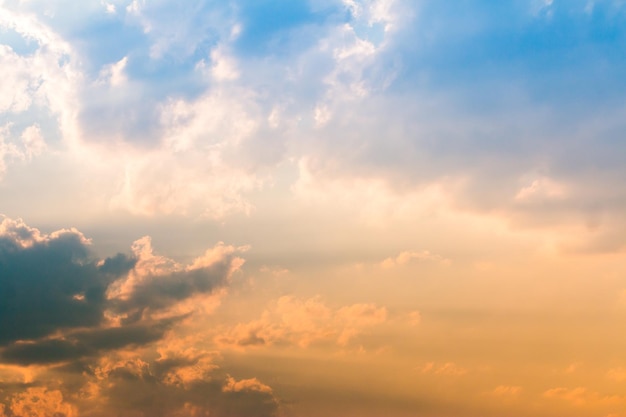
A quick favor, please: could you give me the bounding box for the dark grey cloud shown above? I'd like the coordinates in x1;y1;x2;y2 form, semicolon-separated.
114;264;231;321
0;318;180;366
0;217;236;364
0;230;135;346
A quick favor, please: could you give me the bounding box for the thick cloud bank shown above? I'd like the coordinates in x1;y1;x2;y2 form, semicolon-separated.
0;216;278;417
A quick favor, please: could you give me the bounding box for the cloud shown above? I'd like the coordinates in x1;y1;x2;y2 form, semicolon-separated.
216;295;387;349
75;351;279;417
543;387;624;407
380;250;449;268
223;376;273;394
0;216;280;416
419;362;467;376
0;215;130;346
607;368;626;382
0;216;243;364
0;319;178;366
5;387;76;417
491;385;522;396
0;123;46;179
107;236;246;319
2;0;626;245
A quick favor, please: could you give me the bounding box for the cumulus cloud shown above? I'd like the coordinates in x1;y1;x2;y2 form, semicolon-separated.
0;216;243;363
0;124;46;178
0;216;129;346
0;216;279;416
5;387;76;417
72;352;279;417
2;0;626;247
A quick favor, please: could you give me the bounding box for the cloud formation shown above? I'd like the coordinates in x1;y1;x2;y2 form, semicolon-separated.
0;216;277;417
1;0;626;250
217;295;387;349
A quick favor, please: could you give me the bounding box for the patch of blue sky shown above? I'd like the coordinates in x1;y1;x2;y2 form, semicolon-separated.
386;0;626;112
65;17;150;76
0;27;39;55
234;0;342;56
65;21;211;101
122;52;209;101
0;108;62;145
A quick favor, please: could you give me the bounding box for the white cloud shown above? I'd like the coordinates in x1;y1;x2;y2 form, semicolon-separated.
209;46;239;81
105;87;266;218
97;56;128;87
515;175;567;202
0;6;81;150
0;124;45;176
0;214;91;248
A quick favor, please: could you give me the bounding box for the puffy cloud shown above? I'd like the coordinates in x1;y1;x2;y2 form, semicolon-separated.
0;6;80;148
0;216;279;417
108;237;245;318
77;352;279;417
6;387;76;417
0;124;46;178
223;377;273;394
0;216;243;364
217;295;387;349
2;0;626;245
0;216;129;346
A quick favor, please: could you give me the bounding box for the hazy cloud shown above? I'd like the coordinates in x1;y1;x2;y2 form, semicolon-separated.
217;295;387;349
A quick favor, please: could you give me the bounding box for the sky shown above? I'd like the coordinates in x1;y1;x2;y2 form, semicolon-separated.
1;0;626;416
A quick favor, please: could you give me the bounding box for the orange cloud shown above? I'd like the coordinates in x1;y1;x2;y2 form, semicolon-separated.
8;387;76;417
607;367;626;382
419;362;468;376
491;385;522;396
223;377;273;394
543;387;623;407
216;295;387;349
